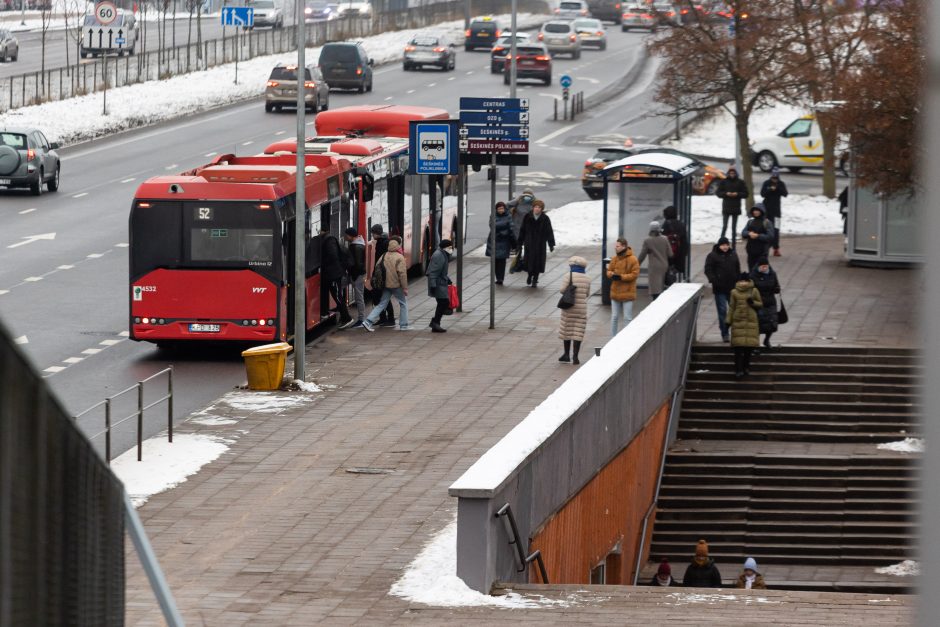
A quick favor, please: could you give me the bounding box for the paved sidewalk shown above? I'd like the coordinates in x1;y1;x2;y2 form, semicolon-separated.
124;236;915;625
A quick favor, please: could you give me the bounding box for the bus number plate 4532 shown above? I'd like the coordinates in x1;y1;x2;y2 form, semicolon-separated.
189;323;221;333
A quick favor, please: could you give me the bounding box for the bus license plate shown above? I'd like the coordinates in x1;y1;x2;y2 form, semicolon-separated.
0;179;10;185
189;323;220;333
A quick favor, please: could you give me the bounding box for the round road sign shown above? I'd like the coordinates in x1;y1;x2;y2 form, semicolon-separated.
95;1;118;25
560;74;572;89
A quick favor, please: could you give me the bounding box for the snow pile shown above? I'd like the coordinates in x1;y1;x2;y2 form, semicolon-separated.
390;517;574;608
548;194;842;248
665;592;779;605
664;103;807;160
875;560;920;577
221;390;313;413
877;438;925;453
111;433;232;507
291;379;323;393
0;12;547;146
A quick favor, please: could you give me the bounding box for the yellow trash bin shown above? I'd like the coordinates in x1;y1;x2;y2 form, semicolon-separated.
241;342;291;390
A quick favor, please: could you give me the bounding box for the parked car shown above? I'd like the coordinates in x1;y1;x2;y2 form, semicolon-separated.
265;63;330;112
490;32;529;73
318;41;373;92
554;0;589;19
305;0;335;21
586;0;623;24
465;17;500;51
621;4;655;30
580;143;724;199
0;128;60;196
403;32;456;71
0;28;17;62
538;21;581;59
503;43;551;86
750;114;849;173
248;0;283;28
572;17;606;49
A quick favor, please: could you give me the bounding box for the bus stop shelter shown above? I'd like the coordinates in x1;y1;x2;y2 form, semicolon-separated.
600;152;697;302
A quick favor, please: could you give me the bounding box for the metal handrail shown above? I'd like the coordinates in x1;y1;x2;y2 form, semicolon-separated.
495;503;549;584
74;366;173;464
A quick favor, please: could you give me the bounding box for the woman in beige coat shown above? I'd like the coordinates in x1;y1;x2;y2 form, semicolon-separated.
559;255;591;364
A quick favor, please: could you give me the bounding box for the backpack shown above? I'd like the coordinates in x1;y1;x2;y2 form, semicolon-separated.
665;231;681;258
371;254;387;290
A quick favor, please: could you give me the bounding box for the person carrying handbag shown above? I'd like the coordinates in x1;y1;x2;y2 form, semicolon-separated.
558;256;591;365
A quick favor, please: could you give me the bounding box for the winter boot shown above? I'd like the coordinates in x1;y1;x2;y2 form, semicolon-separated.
572;341;582;365
559;340;571;363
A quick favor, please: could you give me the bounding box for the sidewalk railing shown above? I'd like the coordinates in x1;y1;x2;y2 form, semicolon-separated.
73;366;173;464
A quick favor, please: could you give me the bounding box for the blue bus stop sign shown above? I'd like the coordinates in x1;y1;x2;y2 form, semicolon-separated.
560;75;572;89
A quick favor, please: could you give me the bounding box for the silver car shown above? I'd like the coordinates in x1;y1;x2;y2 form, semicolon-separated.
0;29;18;62
249;0;284;28
538;21;581;59
554;0;589;20
0;128;61;195
264;63;330;112
572;18;606;50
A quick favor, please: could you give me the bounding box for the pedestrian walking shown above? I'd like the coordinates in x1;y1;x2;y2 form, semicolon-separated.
682;539;723;588
839;185;849;236
726;272;762;378
703;236;741;343
486;201;516;285
370;224;395;327
362;237;409;332
343;227;367;328
741;203;775;272
749;258;781;350
606;237;639;336
558;256;591;365
661;205;689;279
649;559;678;587
508;188;537;274
318;225;354;328
760;167;788;256
427;240;454;333
637;221;672;300
716;166;749;246
735;557;767;590
518;199;555;287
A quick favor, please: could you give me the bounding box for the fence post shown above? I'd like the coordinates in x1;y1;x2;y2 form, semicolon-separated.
167;367;174;443
105;398;112;464
137;382;144;462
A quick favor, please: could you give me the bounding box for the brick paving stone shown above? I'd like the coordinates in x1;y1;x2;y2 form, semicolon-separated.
123;236;913;624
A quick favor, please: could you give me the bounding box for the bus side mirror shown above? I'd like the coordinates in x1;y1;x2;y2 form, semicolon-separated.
360;173;374;203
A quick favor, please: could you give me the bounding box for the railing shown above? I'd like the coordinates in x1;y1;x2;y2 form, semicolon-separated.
495;503;549;584
73;366;173;464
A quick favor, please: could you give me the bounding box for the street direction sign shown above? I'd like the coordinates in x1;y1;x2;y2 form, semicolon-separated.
462;126;529;140
560;74;572;89
459;97;529;111
459;110;529;125
465;140;529;154
409;120;460;175
95;1;117;26
221;6;255;27
115;37;126;45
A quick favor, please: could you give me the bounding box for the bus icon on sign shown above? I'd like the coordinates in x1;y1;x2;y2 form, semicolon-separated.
420;133;447;160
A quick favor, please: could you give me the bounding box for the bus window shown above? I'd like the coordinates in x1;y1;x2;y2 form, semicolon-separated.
190;227;273;264
130;201;182;280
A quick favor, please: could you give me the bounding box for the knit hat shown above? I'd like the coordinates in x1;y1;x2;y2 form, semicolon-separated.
439;239;453;249
344;227;358;237
649;221;661;233
744;557;758;572
695;539;709;559
717;237;730;246
370;224;384;235
756;257;769;267
568;255;588;268
657;559;671;577
738;272;751;281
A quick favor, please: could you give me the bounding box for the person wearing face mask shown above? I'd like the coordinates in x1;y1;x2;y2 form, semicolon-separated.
518;200;555;288
749;258;781;350
760;167;788;256
735;557;767;589
427;239;454;333
486;201;516;285
716;166;750;247
606;237;639;336
704;237;741;343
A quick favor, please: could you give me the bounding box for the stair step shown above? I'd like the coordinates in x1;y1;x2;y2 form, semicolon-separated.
687;371;920;386
679;407;919;423
663;453;916;468
683;389;915;404
661;473;915;488
646;549;912;566
655;508;913;523
687;361;919;376
658;485;916;500
654;519;918;534
692;345;918;357
652;531;915;546
682;398;918;413
677;417;918;432
656;496;917;511
675;427;914;443
685;380;920;394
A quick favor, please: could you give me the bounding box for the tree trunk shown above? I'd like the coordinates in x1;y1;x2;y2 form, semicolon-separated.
818;116;838;199
734;96;753;212
197;0;203;67
187;2;193;71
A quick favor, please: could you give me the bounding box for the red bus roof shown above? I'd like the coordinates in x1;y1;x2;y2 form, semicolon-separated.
314;105;450;138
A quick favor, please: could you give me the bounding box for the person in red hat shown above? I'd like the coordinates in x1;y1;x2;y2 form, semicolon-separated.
648;558;678;586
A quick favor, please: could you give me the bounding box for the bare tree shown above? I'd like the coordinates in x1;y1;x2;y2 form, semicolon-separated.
39;0;53;96
649;0;806;203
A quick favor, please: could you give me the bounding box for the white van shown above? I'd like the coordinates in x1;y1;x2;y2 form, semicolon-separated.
80;10;138;58
750;114;848;173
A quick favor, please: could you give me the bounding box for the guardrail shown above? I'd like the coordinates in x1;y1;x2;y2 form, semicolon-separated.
73;366;173;463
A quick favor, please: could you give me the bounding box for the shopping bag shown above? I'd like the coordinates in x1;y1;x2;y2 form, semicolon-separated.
448;284;460;310
777;298;789;325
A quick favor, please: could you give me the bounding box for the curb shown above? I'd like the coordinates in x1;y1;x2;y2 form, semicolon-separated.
582;43;650;113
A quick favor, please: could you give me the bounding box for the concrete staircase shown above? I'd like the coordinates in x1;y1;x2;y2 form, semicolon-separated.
643;345;920;593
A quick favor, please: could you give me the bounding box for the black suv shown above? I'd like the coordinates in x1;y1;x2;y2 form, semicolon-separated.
465;17;500;51
318;42;374;93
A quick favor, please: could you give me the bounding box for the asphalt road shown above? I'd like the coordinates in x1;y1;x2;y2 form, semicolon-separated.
0;24;667;459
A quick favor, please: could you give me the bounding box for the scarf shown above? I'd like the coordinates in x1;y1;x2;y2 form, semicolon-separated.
656;575;672;586
570;266;586;274
745;574;756;589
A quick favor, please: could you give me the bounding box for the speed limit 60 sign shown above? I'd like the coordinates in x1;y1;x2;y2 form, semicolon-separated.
95;1;117;25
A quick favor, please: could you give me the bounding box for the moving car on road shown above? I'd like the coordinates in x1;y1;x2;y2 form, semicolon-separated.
572;17;607;49
503;42;552;85
489;32;529;73
538;21;581;59
586;0;623;24
264;63;330;112
621;4;655;30
248;0;284;28
0;128;60;196
465;17;500;51
555;0;589;19
305;0;335;21
318;42;373;92
0;29;18;62
403;32;456;71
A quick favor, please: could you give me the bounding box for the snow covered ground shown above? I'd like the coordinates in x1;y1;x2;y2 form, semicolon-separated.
0;12;547;146
877;438;925;454
875;560;920;577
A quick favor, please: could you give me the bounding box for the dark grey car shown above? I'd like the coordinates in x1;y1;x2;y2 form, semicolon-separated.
0;29;18;62
318;42;373;92
0;128;60;195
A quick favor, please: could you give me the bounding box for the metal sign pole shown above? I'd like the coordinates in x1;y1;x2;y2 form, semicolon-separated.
293;0;306;381
508;0;517;200
456;165;465;312
489;153;497;329
234;24;239;84
103;50;108;115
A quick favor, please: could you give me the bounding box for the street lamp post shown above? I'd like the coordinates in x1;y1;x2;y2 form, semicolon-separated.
507;0;517;200
293;0;306;381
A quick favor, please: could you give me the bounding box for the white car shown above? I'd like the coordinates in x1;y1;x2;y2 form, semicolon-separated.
249;0;284;28
750;115;849;173
337;0;372;18
554;0;589;20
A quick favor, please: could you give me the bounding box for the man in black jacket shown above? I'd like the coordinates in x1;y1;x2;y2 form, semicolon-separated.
703;237;740;342
343;227;367;328
716;166;749;247
370;224;395;327
319;225;353;328
760;167;789;256
741;203;775;272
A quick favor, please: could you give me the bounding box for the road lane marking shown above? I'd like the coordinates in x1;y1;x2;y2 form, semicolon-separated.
242;140;254;146
63;357;84;364
121;177;136;183
448;77;455;81
536;120;584;144
274;131;285;136
14;335;28;345
165;163;178;170
19;208;36;214
119;331;130;337
115;242;129;248
206;151;218;156
427;82;436;87
100;339;122;346
87;253;104;258
466;71;474;75
384;96;393;101
72;192;88;198
82;348;102;355
407;89;415;94
8;232;56;249
24;277;43;282
44;366;66;373
57;265;74;270
0;290;8;296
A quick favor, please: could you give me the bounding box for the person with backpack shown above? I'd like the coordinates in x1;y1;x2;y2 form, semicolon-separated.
637;221;672;300
369;224;395;327
319;225;354;329
741;203;775;272
427;240;454;333
760;167;788;256
661;205;689;281
343;227;367;328
362;236;409;332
